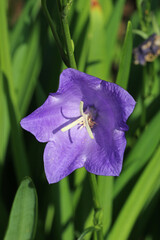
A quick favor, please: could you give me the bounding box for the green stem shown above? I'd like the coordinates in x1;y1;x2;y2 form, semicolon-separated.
89;173;103;240
59;0;77;69
141;67;146;128
41;0;69;66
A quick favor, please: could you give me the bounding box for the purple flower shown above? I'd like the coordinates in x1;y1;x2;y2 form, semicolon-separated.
133;34;160;65
20;69;136;183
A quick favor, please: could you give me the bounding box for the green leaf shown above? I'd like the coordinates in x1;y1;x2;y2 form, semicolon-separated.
99;0;113;24
0;0;30;183
73;168;87;210
59;178;74;240
0;0;41;184
77;226;97;240
0;0;13;167
98;176;113;235
86;2;107;79
12;22;42;114
3;76;30;182
114;110;160;198
77;32;90;72
0;70;10;168
10;0;40;54
0;0;12;81
105;0;126;77
44;204;55;235
72;0;90;44
82;210;94;240
4;177;38;240
116;21;133;90
108;146;160;240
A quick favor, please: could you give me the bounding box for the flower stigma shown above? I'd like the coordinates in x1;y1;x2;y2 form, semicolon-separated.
61;101;96;139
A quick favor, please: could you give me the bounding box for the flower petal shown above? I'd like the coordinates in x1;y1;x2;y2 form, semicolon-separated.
84;127;126;176
58;68;102;94
82;81;135;176
43;127;88;183
100;81;136;122
59;69;136;122
20;90;81;143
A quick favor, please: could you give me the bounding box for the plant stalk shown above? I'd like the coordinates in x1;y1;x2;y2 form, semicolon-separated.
89;173;103;240
41;0;69;66
59;0;77;69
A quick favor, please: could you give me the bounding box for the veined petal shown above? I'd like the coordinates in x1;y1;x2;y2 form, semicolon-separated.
84;127;126;176
81;81;135;176
44;127;88;183
100;81;136;122
20;90;81;143
58;68;102;94
60;69;136;129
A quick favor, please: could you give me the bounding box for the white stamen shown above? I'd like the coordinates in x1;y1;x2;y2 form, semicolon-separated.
80;101;84;115
61;101;95;139
83;113;94;139
61;116;84;132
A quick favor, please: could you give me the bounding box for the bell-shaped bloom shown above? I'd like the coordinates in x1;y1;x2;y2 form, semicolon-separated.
133;33;160;65
20;69;136;183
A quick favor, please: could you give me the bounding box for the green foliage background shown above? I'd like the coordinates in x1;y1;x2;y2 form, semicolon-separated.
0;0;160;239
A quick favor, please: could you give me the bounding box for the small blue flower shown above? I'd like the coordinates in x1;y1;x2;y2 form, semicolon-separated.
133;33;160;65
20;69;136;183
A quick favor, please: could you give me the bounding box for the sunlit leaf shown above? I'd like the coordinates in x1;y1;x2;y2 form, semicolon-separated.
116;21;133;90
108;146;160;240
4;177;38;240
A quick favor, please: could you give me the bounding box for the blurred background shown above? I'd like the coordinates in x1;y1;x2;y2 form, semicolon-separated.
0;0;160;239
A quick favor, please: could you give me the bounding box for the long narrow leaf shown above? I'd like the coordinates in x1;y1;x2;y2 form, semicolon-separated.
4;177;38;240
108;146;160;240
0;0;30;183
105;0;126;77
98;176;113;235
114;111;160;198
116;21;133;90
60;178;74;240
86;2;107;79
10;0;40;53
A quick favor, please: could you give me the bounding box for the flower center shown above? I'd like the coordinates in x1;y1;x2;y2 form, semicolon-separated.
61;101;96;139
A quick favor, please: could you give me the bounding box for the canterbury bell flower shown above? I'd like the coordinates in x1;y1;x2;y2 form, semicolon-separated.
20;69;136;183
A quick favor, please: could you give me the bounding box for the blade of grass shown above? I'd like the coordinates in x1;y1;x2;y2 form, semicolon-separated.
114;111;160;198
131;179;160;239
4;177;38;240
98;176;113;236
12;22;42;114
108;146;160;240
0;0;13;168
82;210;94;240
78;32;90;72
116;21;133;90
3;76;30;182
0;0;30;183
10;0;40;54
73;168;87;211
0;0;40;170
44;204;55;235
99;0;113;24
0;70;10;170
59;178;74;240
86;2;107;79
105;0;126;78
72;0;90;44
